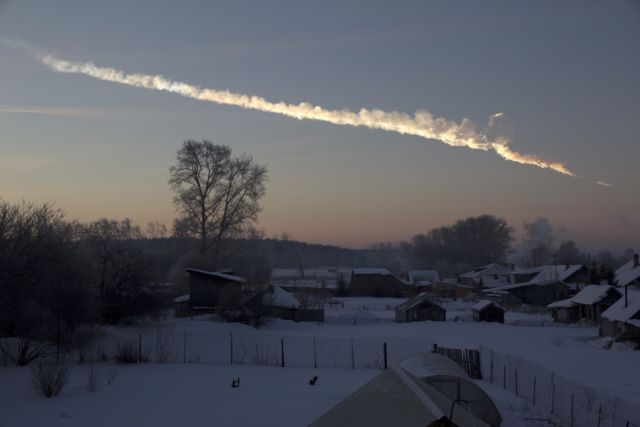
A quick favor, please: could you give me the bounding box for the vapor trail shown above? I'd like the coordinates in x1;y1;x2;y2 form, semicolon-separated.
36;53;607;184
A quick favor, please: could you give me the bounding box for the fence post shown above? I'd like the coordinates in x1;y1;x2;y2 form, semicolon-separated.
551;374;555;414
281;337;285;368
313;336;317;369
490;353;494;383
383;342;388;370
230;331;234;365
351;338;355;369
183;332;186;363
138;333;142;363
533;377;537;406
597;404;602;427
570;393;574;427
503;365;506;389
515;368;519;397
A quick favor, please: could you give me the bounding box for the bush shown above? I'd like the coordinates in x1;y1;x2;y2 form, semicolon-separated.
113;341;140;364
31;362;70;398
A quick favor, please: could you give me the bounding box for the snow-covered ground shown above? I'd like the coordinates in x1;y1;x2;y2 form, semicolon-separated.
0;364;376;427
2;297;639;426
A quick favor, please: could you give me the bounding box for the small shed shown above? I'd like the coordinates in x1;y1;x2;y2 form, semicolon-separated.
265;285;324;322
173;294;190;318
547;298;579;323
471;300;505;323
395;293;446;323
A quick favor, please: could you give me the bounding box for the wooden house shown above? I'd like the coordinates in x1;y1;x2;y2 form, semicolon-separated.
458;264;512;291
350;268;408;297
547;285;622;324
395;293;446;323
471;300;505;323
184;268;247;315
600;287;640;339
484;265;587;306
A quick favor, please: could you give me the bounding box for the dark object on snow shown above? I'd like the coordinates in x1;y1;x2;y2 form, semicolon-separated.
231;377;240;388
309;376;318;385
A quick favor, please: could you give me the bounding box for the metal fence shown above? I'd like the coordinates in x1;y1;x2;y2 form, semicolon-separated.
479;346;640;427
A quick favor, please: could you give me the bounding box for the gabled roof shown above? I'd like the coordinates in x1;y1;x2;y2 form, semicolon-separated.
407;270;440;283
601;288;640;323
396;293;442;313
471;299;505;312
185;268;247;283
459;264;511;280
547;285;621;309
615;259;640;287
512;265;584;286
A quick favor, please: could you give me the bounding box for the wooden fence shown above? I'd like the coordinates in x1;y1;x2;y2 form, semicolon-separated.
431;344;481;379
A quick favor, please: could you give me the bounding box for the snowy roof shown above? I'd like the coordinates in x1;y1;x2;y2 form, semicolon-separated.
601;288;640;323
185;268;247;283
268;285;300;308
352;268;392;276
615;259;640;287
173;294;190;303
572;285;621;305
396;293;441;313
407;270;440;283
459;264;511;280
471;300;505;312
547;298;574;309
513;265;584;285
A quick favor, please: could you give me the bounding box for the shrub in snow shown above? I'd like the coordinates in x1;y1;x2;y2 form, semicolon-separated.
153;327;175;363
0;337;53;367
31;362;70;398
114;341;142;364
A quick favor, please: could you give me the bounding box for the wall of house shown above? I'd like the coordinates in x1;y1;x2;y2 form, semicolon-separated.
350;274;406;297
508;283;569;306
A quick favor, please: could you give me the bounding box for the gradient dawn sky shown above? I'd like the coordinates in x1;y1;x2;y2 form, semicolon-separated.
1;0;639;250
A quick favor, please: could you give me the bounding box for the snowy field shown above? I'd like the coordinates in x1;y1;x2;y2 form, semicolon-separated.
0;364;376;427
2;297;639;426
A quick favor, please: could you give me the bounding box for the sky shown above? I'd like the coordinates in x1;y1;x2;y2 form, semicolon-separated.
0;0;639;251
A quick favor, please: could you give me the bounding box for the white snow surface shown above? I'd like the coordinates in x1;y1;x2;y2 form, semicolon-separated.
0;364;375;427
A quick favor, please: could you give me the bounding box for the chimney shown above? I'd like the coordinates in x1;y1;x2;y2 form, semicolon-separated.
625;285;628;308
634;254;639;268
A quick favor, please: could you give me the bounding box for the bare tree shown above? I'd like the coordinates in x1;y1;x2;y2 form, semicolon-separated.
146;221;167;239
522;218;555;267
168;140;267;264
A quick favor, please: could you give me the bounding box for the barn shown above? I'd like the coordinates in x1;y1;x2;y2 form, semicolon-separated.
395;293;446;323
180;268;247;316
471;300;505;323
350;268;408;297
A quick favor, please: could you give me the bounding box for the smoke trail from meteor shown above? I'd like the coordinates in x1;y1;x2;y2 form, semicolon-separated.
35;52;608;184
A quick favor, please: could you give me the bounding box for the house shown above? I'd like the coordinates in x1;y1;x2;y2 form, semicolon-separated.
264;284;324;322
350;268;408;297
395;293;446;323
484;265;588;306
182;268;247;316
600;288;640;339
407;270;440;287
615;254;640;288
458;264;512;290
309;353;501;427
471;300;505;323
547;285;622;324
